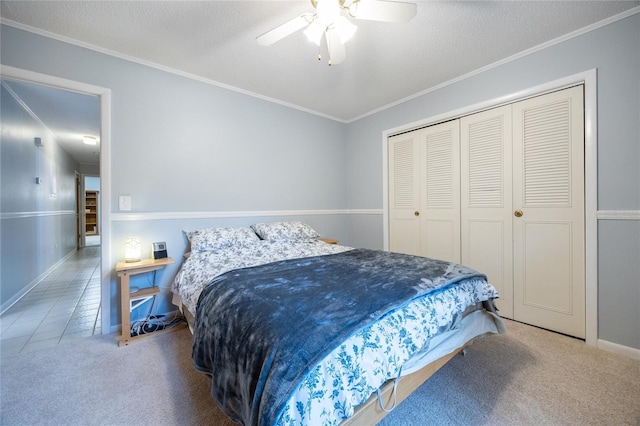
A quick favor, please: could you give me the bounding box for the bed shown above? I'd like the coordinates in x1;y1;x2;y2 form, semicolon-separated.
171;221;505;426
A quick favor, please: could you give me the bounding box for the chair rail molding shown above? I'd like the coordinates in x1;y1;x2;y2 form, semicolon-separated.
110;209;383;221
597;210;640;220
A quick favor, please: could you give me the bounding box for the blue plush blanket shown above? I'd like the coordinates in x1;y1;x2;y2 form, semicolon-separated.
192;249;486;426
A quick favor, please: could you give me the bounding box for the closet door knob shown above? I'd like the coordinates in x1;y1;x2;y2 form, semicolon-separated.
414;211;420;216
514;210;523;217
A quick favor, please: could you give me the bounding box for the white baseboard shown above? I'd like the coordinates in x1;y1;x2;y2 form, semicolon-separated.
0;249;76;315
597;339;640;360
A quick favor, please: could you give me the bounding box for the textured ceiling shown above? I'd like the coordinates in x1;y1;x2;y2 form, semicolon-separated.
0;1;640;121
1;1;638;126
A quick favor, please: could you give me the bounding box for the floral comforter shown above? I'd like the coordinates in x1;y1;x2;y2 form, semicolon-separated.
178;245;501;426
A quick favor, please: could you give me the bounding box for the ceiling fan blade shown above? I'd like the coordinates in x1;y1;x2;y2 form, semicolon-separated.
326;30;346;65
350;0;417;23
256;14;312;46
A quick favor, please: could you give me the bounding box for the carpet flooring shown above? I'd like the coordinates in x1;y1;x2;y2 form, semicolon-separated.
1;319;638;425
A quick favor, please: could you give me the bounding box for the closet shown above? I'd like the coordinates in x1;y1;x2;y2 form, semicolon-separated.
388;86;585;338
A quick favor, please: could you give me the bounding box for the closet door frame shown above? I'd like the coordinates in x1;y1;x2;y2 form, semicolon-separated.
382;69;598;346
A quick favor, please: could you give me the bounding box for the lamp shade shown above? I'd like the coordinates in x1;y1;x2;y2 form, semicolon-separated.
124;237;142;263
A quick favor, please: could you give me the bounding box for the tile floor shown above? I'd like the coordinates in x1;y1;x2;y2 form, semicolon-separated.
0;242;101;357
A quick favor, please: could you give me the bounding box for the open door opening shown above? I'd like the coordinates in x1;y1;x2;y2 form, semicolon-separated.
0;66;111;349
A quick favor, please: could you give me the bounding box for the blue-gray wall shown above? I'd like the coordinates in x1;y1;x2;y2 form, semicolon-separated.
0;23;350;328
1;12;638;350
1;83;79;309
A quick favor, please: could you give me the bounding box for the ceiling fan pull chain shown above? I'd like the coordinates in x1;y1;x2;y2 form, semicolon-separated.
324;28;333;66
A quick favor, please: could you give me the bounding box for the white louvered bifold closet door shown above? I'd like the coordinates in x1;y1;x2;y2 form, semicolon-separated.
388;85;585;338
389;121;460;262
461;105;514;318
389;132;421;256
512;85;585;338
419;121;460;263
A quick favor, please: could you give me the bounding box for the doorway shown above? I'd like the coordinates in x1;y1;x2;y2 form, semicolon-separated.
0;65;112;340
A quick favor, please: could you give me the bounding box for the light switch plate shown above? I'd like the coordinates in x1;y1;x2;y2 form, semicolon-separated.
118;195;131;211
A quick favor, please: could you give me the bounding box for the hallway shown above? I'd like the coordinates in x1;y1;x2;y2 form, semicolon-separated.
0;245;101;357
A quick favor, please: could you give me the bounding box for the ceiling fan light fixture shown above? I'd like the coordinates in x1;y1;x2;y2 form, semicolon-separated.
256;0;416;65
335;15;357;43
303;20;324;45
316;0;341;26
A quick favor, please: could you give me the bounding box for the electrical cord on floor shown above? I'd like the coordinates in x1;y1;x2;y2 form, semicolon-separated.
130;296;186;337
130;269;186;337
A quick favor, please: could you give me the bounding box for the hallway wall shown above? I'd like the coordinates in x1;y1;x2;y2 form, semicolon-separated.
0;82;79;311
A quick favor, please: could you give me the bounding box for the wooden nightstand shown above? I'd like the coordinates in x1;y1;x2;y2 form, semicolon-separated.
319;238;338;244
115;257;180;346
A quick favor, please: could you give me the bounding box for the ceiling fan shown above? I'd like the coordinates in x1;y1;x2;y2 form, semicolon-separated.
256;0;417;66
